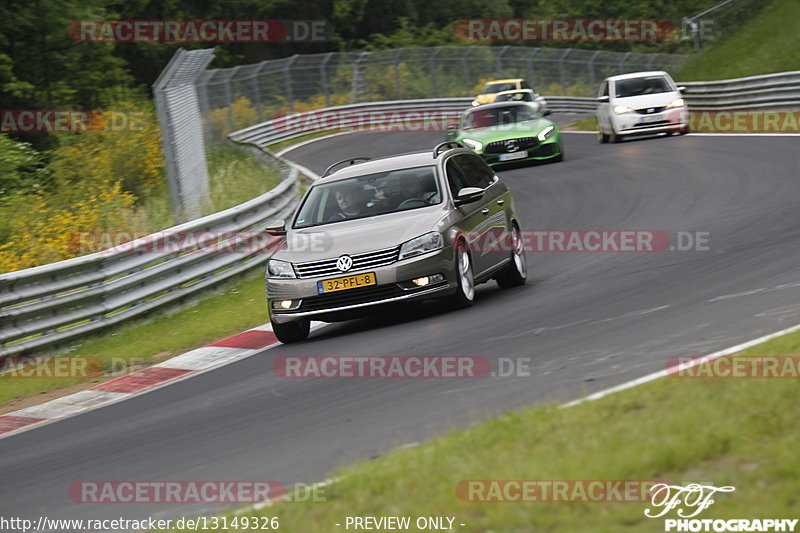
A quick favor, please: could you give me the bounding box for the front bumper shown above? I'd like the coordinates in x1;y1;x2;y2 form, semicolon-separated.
479;136;562;166
612;107;688;135
267;248;456;323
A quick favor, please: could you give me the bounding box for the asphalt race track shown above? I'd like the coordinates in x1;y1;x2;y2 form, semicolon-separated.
2;125;800;522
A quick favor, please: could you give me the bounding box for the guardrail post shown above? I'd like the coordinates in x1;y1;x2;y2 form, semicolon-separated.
559;49;571;93
284;56;297;111
431;47;442;97
251;62;267;123
526;48;540;88
618;51;631;75
393;49;403;100
587;50;600;88
461;47;472;95
320;53;333;107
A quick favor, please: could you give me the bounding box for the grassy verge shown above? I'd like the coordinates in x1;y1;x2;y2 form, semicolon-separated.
205;145;283;213
677;0;800;81
165;327;800;532
0;269;268;410
563;116;598;132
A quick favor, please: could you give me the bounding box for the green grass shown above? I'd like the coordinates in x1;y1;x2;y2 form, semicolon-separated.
160;328;800;532
563;116;599;132
0;269;268;408
205;145;283;213
677;0;800;81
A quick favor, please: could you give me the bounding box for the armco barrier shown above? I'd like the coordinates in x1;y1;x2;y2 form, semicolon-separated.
4;71;797;360
227;96;597;149
0;170;302;359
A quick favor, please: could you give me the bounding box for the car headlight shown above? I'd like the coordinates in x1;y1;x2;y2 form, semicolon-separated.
537;125;555;141
614;105;634;114
462;138;483;151
666;98;685;108
399;232;444;260
268;259;296;278
471;100;480;107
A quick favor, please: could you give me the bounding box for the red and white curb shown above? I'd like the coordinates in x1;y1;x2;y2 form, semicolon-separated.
0;322;323;439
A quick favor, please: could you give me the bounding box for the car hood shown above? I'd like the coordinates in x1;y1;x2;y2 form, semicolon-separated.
459;118;554;143
475;94;496;104
274;205;449;262
613;91;681;109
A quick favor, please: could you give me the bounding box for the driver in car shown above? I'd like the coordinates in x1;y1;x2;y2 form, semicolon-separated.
330;184;364;220
397;174;435;206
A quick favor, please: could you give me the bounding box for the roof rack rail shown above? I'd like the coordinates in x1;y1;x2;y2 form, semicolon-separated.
322;158;372;177
432;141;462;158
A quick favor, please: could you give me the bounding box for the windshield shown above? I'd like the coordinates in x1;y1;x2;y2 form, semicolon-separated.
293;166;442;228
614;76;672;98
482;82;517;94
495;91;533;102
462;105;540;130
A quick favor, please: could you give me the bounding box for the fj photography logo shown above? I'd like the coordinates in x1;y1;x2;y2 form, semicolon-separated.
69;20;332;43
645;483;798;531
273;355;531;378
0;110;145;133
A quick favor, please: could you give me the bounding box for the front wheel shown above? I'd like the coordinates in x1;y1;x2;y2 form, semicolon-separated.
495;226;527;288
446;241;475;309
598;131;609;143
271;318;310;343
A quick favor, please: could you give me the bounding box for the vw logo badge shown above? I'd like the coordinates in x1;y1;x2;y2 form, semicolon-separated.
336;255;353;272
505;140;519;152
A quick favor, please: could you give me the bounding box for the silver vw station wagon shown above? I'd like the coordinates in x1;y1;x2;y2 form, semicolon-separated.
264;143;527;343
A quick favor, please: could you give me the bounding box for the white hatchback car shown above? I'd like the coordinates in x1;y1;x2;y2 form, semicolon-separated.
596;71;689;143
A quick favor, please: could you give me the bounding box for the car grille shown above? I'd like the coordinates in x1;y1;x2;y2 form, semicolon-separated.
635;106;666;115
485;137;540;154
293;245;400;279
299;284;429;312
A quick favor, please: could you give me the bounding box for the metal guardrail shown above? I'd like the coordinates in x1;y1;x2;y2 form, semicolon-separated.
682;71;800;110
5;71;796;359
228;96;598;149
0;170;302;359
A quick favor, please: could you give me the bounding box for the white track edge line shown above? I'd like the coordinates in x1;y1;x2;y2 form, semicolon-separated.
562;322;800;408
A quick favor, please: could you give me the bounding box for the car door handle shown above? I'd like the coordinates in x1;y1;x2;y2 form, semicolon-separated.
497;199;504;206
481;208;490;215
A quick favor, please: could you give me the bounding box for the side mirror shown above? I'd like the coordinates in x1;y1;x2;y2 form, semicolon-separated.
597;95;610;103
676;86;686;92
455;187;484;206
265;220;286;236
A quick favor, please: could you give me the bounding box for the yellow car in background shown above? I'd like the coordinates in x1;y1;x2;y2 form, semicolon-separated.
472;78;532;106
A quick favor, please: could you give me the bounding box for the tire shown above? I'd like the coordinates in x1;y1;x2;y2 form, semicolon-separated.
680;125;690;135
271;318;310;343
447;241;475;309
495;225;527;289
598;131;609;143
610;130;623;143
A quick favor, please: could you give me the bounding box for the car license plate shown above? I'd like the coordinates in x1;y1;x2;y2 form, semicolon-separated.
317;272;376;293
498;151;528;161
639;114;661;124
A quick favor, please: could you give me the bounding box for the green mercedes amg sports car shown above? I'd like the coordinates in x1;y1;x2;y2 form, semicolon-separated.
445;101;563;166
